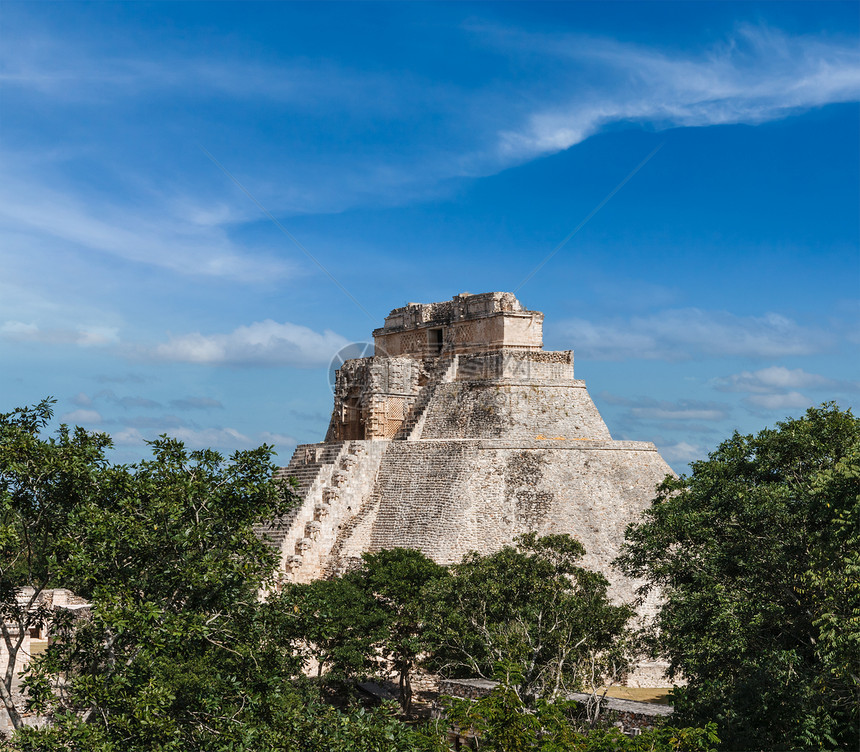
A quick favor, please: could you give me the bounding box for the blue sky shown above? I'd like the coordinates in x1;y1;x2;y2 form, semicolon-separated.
1;1;858;472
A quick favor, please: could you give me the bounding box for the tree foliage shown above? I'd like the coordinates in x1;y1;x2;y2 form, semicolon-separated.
0;399;727;749
353;547;449;714
276;573;388;681
618;403;860;750
443;684;720;752
279;547;447;714
427;533;634;705
0;401;455;751
0;398;114;730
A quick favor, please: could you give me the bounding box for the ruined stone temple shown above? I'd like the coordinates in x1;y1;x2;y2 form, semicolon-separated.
259;292;673;609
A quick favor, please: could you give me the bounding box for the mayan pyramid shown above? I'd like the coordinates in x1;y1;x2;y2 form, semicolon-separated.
260;292;673;611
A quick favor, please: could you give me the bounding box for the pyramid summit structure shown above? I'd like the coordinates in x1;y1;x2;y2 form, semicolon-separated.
260;292;673;611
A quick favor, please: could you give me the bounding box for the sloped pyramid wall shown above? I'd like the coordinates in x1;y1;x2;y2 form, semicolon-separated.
260;350;673;612
333;440;670;606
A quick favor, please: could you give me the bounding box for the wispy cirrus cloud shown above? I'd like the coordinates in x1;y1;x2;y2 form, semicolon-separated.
2;20;857;220
145;320;349;367
558;308;830;361
493;24;860;160
0;32;410;113
0;166;291;282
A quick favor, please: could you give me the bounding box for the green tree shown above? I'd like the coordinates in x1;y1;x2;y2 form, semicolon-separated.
618;404;860;750
280;547;447;714
353;548;448;714
0;400;455;751
0;399;303;748
427;533;633;706
0;399;113;730
443;684;720;752
275;574;388;681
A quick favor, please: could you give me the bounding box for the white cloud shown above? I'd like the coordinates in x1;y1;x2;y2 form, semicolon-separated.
745;391;812;410
112;427;146;446
558;308;829;361
148;320;350;367
110;425;251;450
497;24;860;159
714;366;839;393
260;431;299;447
61;409;103;424
712;366;857;414
659;440;705;466
0;320;118;347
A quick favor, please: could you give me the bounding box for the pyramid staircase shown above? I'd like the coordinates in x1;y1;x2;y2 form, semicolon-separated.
285;442;385;583
255;442;345;554
392;354;457;441
257;439;386;585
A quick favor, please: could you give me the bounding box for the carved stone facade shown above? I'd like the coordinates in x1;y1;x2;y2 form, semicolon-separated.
257;292;672;626
375;291;543;358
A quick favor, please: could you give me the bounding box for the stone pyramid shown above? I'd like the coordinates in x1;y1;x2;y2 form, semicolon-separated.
259;292;673;612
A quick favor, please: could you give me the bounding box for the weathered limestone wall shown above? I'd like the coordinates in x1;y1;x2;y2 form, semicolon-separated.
378;292;526;334
437;679;673;737
455;351;575;382
0;588;90;720
289;441;388;583
419;384;612;441
329;440;671;606
376;314;543;357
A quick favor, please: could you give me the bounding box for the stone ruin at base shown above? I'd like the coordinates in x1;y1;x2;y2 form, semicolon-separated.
258;292;673;676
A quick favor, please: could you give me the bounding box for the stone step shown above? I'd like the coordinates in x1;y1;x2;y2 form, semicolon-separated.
391;357;454;441
255;442;348;552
